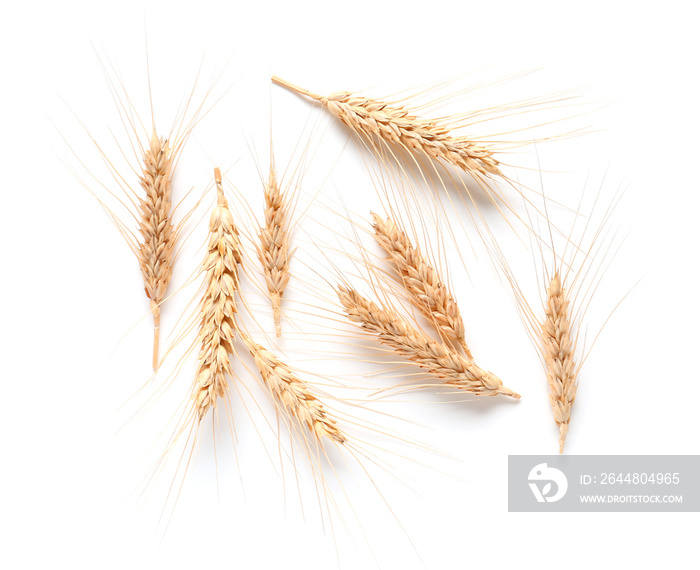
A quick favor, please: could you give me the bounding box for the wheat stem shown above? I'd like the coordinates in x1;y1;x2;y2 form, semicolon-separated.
271;75;323;101
151;301;160;370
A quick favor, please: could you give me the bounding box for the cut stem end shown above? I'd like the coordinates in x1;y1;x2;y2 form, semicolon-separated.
214;167;226;205
558;423;569;454
151;301;160;371
272;296;282;337
271;75;323;102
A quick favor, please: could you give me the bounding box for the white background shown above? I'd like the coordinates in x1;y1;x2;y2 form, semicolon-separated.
1;1;699;568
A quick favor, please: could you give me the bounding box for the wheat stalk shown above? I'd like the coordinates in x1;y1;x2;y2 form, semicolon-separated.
542;273;577;453
271;76;502;180
137;131;177;369
371;212;473;358
337;286;519;398
240;333;346;445
191;168;243;420
257;161;291;336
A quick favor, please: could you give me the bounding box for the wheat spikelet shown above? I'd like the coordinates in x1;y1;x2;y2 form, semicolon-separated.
271;76;502;180
257;161;291;337
240;333;346;445
371;212;473;358
137;131;176;369
337;286;519;398
542;273;577;453
191;168;243;420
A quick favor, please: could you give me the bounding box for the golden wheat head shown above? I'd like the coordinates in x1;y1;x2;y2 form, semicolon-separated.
257;162;291;337
371;212;473;358
191;168;243;420
542;273;577;453
240;333;345;445
137;131;177;369
271;76;502;180
337;286;518;398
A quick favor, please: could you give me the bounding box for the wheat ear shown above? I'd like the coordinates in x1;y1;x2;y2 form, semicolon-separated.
271;76;502;180
542;273;577;453
191;168;243;420
137;131;177;369
371;212;473;358
240;333;346;445
337;286;518;398
257;161;291;336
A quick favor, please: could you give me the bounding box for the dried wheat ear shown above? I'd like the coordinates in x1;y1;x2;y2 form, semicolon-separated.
191;167;242;420
337;286;519;399
271;76;501;180
542;273;576;453
240;333;346;445
490;183;626;453
138;131;177;369
257;160;291;337
371;212;473;358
